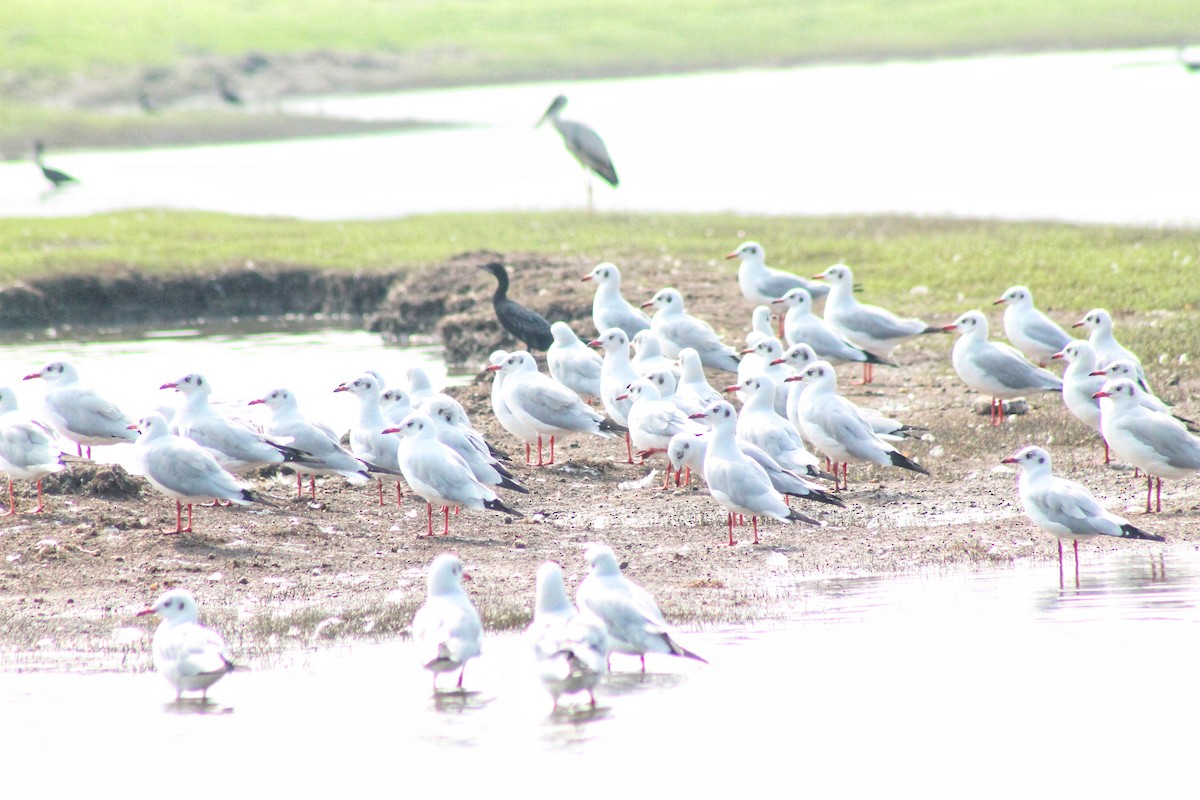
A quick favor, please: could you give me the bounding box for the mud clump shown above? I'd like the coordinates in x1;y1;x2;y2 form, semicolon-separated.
42;463;144;499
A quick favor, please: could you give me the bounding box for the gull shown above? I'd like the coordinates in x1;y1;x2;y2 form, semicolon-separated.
162;373;306;476
689;401;826;545
643;369;701;419
491;351;625;465
944;310;1063;425
812;264;944;383
527;561;608;711
589;327;640;463
772;287;896;370
536;95;618;210
1002;445;1164;579
575;543;706;671
676;347;723;414
23;360;137;457
790;361;930;489
617;378;706;485
0;388;64;515
992;285;1072;366
630;329;680;379
737;306;774;384
726;374;822;478
726;241;830;305
642;288;741;373
582;262;650;337
1051;341;1109;462
424;395;528;495
412;553;482;690
1094;378;1200;513
548;321;603;402
1073;308;1149;389
379;385;415;425
1091;359;1197;430
136;589;234;702
407;366;467;420
384;412;523;535
249;388;375;499
334;373;405;506
741;337;791;416
485;349;540;464
129;413;258;534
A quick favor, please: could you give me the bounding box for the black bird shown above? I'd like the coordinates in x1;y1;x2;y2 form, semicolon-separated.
32;141;78;189
478;262;554;351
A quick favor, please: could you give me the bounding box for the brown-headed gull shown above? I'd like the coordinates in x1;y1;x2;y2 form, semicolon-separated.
490;350;625;466
676;347;722;413
129;413;258;534
582;262;651;337
424;395;528;495
617;378;706;486
249;388;374;499
162;372;307;476
944;310;1063;425
384;412;522;536
1051;341;1109;462
548;321;603;402
630;329;680;379
1073;308;1148;388
136;589;234;701
485;350;540;464
334;373;405;506
772;287;896;369
575;543;706;671
412;553;482;690
527;561;608;711
23;360;137;457
0;387;64;515
812;264;944;383
992;285;1072;366
1094;378;1200;513
726;241;830;305
379;385;415;425
725;374;822;478
740;337;791;416
689;400;824;545
790;361;929;489
1091;360;1197;430
1002;446;1164;577
642;288;741;373
589;328;639;463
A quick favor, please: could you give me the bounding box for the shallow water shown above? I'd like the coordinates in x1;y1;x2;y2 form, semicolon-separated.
3;49;1199;226
2;550;1194;794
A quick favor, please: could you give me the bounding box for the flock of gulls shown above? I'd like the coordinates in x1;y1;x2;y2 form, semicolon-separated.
23;236;1186;707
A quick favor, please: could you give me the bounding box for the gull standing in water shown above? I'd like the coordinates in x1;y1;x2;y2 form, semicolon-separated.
944;310;1063;425
527;561;608;711
23;361;137;458
137;589;235;702
1002;445;1164;582
576;543;706;671
812;264;944;384
992;285;1072;366
726;241;830;305
642;288;741;373
536;95;618;210
582;262;650;337
412;554;482;691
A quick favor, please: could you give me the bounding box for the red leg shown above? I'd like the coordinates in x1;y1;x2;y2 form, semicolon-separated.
2;479;15;517
660;464;673;490
1156;477;1162;513
309;476;316;500
183;503;193;533
295;473;303;498
548;436;556;465
425;502;434;536
163;500;184;535
443;505;450;535
524;442;531;465
1145;474;1153;513
751;516;759;545
1103;440;1110;464
726;513;737;546
396;482;403;507
684;466;691;486
31;479;45;513
841;462;848;491
625;432;633;464
1073;540;1080;587
377;479;384;506
1057;540;1064;587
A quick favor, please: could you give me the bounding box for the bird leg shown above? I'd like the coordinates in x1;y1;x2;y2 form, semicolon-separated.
525;442;532;465
2;479;15;516
377;478;384;506
309;476;317;501
295;473;303;498
726;513;738;547
421;502;434;536
396;482;404;507
443;505;451;535
1057;540;1064;589
1103;440;1110;465
660;463;673;490
751;516;760;545
548;435;556;465
1145;474;1154;513
163;501;193;535
457;663;466;689
30;479;45;514
624;432;634;464
536;435;545;466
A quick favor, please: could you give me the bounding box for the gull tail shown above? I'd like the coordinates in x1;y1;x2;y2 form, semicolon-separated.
664;634;708;664
863;350;899;367
806;465;838;482
484;497;524;518
487;441;513;461
894;424;928;439
270;441;316;462
363;461;404;476
1119;523;1165;542
888;450;930;475
240;488;278;508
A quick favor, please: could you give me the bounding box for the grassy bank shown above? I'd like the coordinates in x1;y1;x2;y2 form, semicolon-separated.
3;210;1198;317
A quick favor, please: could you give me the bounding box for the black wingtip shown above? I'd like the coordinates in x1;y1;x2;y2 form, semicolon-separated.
787;508;821;526
1119;523;1166;542
665;635;708;664
484;497;524;518
865;350;899;367
788;488;845;508
888;450;930;475
498;475;530;494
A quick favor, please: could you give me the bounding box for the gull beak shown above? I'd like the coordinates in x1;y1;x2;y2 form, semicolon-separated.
784;375;802;382
581;275;593;282
615;393;629;401
942;324;958;333
135;607;156;617
1071;320;1085;328
992;298;1006;305
640;300;655;309
724;251;739;260
1000;457;1019;465
333;384;349;392
688;412;706;419
381;427;400;434
22;373;41;381
723;385;740;393
770;298;786;304
1089;370;1107;377
159;382;177;390
769;358;786;365
740;348;755;355
811;273;827;280
1092;390;1111;399
484;365;502;372
126;423;140;431
587;339;603;348
248;398;265;406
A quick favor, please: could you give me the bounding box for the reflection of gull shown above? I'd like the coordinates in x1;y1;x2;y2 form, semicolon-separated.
1002;445;1164;575
137;589;234;702
576;543;705;671
412;553;482;691
527;561;608;711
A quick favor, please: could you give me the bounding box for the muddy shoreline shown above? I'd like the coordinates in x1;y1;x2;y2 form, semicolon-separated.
0;253;1196;672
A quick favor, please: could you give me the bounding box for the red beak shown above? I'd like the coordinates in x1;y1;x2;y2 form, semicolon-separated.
1089;370;1107;377
333;384;349;392
615;393;629;401
723;385;740;392
587;339;603;348
159;382;177;390
1000;457;1019;465
811;273;826;280
22;373;41;381
1092;390;1111;399
126;423;139;431
784;375;802;382
381;427;400;434
248;398;265;406
688;412;706;419
740;348;755;355
769;358;786;365
770;298;786;304
135;607;155;617
942;324;957;332
992;298;1006;305
581;275;593;282
1071;321;1085;328
640;300;655;309
485;365;502;372
724;251;738;260
1050;352;1064;360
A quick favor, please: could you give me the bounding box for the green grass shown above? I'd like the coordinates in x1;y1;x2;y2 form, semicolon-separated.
5;0;1198;78
3;211;1198;318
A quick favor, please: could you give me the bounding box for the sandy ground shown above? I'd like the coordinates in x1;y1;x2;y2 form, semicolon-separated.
1;253;1196;671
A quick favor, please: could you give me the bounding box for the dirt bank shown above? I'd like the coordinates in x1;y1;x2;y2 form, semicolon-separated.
0;252;1196;672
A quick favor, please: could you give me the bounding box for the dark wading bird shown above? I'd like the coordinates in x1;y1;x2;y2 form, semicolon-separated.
478;262;554;351
215;74;243;106
536;95;618;210
32;141;78;189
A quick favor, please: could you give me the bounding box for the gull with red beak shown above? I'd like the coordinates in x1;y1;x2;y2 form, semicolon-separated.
582;262;650;337
642;288;741;373
137;589;234;702
726;240;829;305
993;285;1072;366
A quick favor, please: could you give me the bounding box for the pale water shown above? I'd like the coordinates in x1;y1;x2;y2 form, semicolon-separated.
2;49;1199;226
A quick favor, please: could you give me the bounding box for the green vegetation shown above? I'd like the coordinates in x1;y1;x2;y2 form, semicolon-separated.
3;211;1197;317
5;0;1198;78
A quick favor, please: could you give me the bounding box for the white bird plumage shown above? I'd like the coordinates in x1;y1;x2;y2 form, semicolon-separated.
582;262;650;337
992;285;1072;366
23;360;137;457
725;241;830;305
412;553;483;690
137;589;234;701
642;288;741;373
526;561;608;710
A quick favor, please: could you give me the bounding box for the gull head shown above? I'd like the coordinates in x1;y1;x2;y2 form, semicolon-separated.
1001;445;1052;475
136;588;200;625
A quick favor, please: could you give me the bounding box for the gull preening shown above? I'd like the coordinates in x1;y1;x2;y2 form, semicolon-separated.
575;543;706;671
1002;445;1164;579
642;288;741;373
944;310;1063;425
137;589;234;702
23;360;137;458
726;241;830;305
813;264;944;383
526;561;608;711
992;285;1072;366
412;553;482;691
582;262;650;337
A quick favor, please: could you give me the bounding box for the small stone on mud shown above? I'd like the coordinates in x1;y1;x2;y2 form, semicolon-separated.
513;540;527;549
